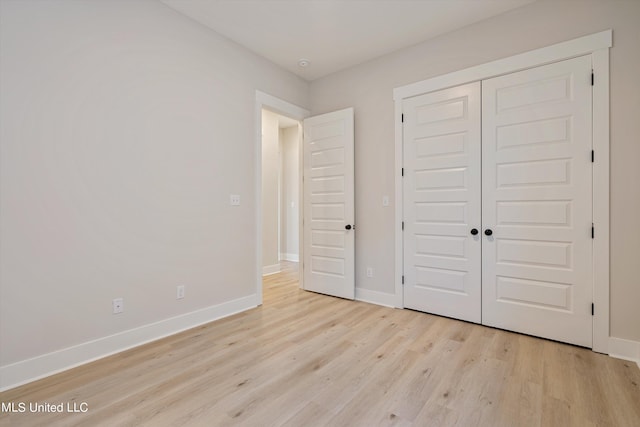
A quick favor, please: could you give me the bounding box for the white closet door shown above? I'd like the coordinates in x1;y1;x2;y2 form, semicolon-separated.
481;56;593;347
403;83;482;323
303;108;355;300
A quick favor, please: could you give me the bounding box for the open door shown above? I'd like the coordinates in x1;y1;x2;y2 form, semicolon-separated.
303;108;355;299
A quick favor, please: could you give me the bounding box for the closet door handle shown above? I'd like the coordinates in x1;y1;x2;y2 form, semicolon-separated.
484;229;493;236
345;224;352;230
470;228;479;235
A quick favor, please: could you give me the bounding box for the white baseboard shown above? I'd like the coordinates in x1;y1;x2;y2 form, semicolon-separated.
0;294;258;392
262;263;281;276
280;253;299;262
609;337;640;369
355;287;397;308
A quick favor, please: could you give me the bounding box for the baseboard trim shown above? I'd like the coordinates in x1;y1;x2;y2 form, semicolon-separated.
262;263;281;276
609;337;640;369
280;253;299;262
355;287;397;308
0;294;258;392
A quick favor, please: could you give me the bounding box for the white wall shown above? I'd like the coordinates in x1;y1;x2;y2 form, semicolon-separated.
309;0;640;342
261;110;280;272
280;126;300;261
0;0;308;387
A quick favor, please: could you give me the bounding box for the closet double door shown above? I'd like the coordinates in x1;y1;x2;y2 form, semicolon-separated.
403;56;594;347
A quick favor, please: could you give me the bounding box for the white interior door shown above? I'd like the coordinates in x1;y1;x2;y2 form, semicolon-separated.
481;56;593;347
403;83;482;323
303;108;355;299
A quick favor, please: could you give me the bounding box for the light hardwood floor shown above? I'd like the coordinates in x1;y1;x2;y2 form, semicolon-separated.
1;261;639;426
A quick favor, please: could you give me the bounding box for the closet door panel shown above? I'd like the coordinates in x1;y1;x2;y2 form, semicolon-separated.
403;82;482;323
481;55;593;347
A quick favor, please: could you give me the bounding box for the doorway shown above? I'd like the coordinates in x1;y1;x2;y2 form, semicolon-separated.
261;109;302;276
254;91;309;305
255;91;356;305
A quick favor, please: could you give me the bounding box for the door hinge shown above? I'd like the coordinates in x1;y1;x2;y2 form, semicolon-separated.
591;224;595;239
591;71;594;86
402;275;405;284
591;150;595;163
402;221;404;230
591;303;594;316
402;167;404;177
401;113;404;123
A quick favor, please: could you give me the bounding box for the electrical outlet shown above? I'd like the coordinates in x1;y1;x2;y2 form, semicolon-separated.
382;196;389;207
230;194;241;206
366;267;374;278
177;285;185;300
112;298;124;314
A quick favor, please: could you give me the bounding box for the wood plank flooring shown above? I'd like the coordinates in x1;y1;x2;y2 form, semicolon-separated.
1;261;639;426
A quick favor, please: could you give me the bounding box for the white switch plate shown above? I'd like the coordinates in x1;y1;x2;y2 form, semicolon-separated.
382;196;389;206
230;194;240;206
177;285;185;300
366;267;374;278
112;298;124;314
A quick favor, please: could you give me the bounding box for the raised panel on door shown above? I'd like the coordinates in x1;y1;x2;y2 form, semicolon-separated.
482;55;593;347
403;82;482;323
303;108;354;299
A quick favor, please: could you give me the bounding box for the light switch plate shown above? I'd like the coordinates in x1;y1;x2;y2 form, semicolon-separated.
112;298;124;314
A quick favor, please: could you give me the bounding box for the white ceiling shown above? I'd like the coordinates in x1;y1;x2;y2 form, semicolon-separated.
161;0;536;81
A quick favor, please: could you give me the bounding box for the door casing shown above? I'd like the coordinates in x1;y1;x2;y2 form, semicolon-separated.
394;30;612;353
255;91;310;305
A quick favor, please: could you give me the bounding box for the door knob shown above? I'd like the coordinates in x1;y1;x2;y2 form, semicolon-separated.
345;224;352;230
484;229;493;236
470;228;479;235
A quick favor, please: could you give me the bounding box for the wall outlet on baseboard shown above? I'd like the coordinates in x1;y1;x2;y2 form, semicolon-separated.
112;298;124;314
177;285;185;300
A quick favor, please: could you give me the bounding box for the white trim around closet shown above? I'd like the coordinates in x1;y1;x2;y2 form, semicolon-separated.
393;30;612;354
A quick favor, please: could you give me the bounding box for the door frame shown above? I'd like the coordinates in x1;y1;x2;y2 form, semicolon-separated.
393;30;612;353
255;91;310;305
